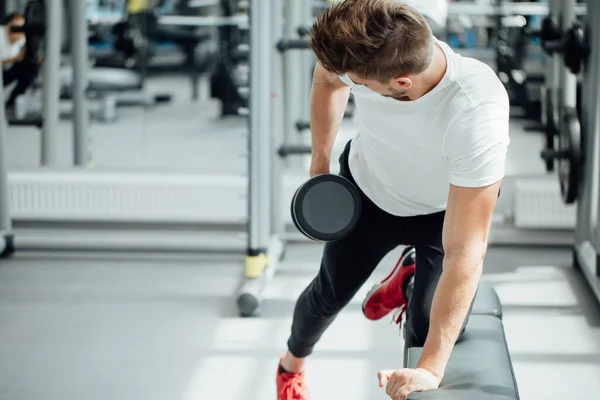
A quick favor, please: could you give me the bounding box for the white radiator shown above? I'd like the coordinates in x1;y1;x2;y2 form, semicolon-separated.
8;170;249;223
8;169;307;225
514;178;577;229
8;170;576;231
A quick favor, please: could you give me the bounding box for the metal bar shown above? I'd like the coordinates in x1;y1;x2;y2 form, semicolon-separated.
300;0;314;129
573;0;600;305
188;0;220;7
547;0;561;129
258;0;272;252
271;0;285;238
247;0;271;254
41;0;62;166
13;228;248;253
158;15;249;28
71;0;91;167
278;144;312;157
588;0;600;240
296;120;311;132
0;59;12;235
247;7;260;254
238;0;276;316
579;0;600;245
276;39;311;52
283;0;306;169
447;2;586;17
297;26;310;37
561;0;578;110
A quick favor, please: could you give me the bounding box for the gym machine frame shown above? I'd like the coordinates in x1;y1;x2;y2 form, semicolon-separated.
0;56;14;258
447;2;586;17
236;0;285;317
537;0;600;304
3;0;587;261
573;0;600;305
0;0;277;255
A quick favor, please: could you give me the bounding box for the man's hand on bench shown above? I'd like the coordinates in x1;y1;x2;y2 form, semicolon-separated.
377;368;440;400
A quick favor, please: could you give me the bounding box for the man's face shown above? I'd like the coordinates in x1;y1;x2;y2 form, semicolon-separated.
7;16;25;44
346;73;411;101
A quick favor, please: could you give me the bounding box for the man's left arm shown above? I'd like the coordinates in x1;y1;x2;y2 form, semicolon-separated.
418;99;510;381
416;179;501;380
377;100;509;399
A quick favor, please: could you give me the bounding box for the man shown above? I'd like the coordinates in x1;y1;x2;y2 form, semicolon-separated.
276;1;509;400
1;12;38;111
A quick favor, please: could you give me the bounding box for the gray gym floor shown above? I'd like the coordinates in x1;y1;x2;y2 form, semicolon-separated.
0;245;599;400
2;74;600;399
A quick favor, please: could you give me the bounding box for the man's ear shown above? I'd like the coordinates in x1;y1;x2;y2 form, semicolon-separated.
392;76;412;90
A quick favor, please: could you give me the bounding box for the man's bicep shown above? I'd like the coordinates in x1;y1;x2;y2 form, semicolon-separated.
443;181;501;260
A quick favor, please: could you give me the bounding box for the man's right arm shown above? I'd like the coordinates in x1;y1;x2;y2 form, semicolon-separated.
309;62;351;176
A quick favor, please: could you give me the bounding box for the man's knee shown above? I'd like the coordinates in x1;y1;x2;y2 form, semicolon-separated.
305;270;348;318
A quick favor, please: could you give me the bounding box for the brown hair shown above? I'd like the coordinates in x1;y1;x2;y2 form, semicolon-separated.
310;0;434;82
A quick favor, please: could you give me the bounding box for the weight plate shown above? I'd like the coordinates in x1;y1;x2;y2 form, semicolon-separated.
564;24;586;74
23;0;45;62
291;174;362;242
558;107;581;204
541;87;557;172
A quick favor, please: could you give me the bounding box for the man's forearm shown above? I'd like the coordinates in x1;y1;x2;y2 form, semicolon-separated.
309;73;350;162
416;254;483;381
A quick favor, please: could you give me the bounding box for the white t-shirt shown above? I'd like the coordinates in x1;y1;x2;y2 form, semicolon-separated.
339;40;510;217
401;0;449;29
0;25;25;63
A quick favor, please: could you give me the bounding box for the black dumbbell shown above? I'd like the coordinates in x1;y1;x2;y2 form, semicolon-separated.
291;174;362;242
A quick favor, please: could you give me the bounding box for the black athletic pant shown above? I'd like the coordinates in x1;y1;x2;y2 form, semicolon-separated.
3;60;38;108
287;140;473;358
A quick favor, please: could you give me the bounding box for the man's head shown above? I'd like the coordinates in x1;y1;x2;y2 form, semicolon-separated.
310;0;434;99
3;12;25;44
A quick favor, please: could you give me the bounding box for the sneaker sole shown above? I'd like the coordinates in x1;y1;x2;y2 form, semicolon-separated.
361;247;416;319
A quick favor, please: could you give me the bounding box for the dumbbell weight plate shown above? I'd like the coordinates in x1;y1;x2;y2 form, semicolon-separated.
291;174;362;242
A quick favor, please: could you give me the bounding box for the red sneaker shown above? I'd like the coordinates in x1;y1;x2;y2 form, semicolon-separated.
276;357;309;400
362;246;416;323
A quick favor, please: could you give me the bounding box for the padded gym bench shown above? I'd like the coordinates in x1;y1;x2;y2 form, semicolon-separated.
404;284;519;399
472;283;503;319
